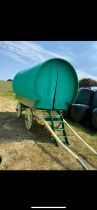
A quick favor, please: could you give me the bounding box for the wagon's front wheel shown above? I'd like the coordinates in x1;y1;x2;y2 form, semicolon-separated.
25;109;33;130
16;102;22;118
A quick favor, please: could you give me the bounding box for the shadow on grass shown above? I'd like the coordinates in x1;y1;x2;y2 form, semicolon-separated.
0;112;71;170
35;142;70;170
65;117;97;137
0;112;53;144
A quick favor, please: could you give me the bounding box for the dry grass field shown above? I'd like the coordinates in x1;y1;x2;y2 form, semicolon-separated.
0;81;97;170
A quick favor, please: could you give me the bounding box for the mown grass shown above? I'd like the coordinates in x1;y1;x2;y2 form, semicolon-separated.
0;80;15;99
0;80;97;170
65;118;97;169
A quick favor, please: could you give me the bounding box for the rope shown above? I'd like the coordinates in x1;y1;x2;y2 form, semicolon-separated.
35;112;89;170
63;119;97;156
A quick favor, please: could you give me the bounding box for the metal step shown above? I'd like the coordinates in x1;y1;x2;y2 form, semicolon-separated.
43;110;69;145
44;115;60;118
44;118;52;121
44;117;62;122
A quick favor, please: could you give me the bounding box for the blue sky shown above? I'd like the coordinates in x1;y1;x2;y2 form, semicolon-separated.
0;41;97;80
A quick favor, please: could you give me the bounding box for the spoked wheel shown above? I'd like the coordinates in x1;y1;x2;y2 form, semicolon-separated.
16;102;22;118
25;109;33;130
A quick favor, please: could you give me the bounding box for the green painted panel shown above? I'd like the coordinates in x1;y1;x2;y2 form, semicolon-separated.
35;60;59;109
54;60;78;110
13;63;42;101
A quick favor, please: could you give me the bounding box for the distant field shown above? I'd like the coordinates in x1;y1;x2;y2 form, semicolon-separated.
0;80;15;98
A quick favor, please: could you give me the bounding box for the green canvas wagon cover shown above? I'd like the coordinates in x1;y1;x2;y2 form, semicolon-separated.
13;58;78;110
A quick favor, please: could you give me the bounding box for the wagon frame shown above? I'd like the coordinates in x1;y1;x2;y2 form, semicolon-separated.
16;101;97;170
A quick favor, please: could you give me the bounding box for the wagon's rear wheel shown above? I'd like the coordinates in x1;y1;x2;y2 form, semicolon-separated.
25;109;33;130
16;102;22;118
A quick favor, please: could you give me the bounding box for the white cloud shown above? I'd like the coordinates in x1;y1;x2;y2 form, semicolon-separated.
1;41;97;81
0;41;74;66
89;41;97;62
77;68;97;81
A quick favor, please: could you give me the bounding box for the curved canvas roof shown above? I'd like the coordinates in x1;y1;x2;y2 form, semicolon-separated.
13;58;78;110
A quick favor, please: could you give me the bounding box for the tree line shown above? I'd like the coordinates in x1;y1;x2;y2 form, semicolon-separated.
79;78;97;88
